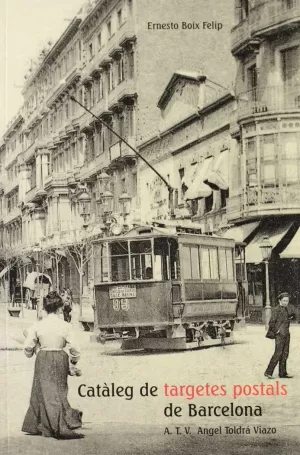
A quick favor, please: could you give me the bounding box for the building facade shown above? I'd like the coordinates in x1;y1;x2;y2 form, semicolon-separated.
228;0;300;321
0;0;235;305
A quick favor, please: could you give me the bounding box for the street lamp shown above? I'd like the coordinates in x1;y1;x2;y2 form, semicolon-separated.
119;191;132;216
78;190;91;228
102;190;114;215
98;170;110;192
259;236;272;328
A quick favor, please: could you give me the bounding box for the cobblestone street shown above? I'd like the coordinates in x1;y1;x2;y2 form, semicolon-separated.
1;309;300;454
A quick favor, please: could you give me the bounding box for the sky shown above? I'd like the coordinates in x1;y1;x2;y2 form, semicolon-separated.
0;0;86;136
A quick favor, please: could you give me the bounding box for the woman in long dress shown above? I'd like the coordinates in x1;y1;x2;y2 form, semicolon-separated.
22;291;83;439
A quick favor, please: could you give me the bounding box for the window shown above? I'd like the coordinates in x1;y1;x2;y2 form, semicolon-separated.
128;51;135;78
118;56;125;83
108;65;114;92
99;77;104;99
153;238;170;280
100;243;109;282
89;43;93;59
281;47;299;84
131;240;152;280
219;249;234;280
261;134;277;186
117;9;122;27
181;245;200;280
282;133;300;183
110;241;130;281
128;0;133;14
204;193;213;213
245;137;257;187
220;189;229;208
237;0;249;22
97;33;102;48
201;248;219;280
107;20;112;38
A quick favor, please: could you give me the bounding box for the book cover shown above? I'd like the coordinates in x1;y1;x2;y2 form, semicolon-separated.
1;0;300;454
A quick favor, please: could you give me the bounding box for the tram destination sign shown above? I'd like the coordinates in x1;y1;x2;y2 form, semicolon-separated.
109;284;137;299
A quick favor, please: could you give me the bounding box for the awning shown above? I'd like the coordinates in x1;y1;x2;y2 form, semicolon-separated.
205;149;229;191
223;221;260;243
181;163;198;187
185;156;213;200
280;228;300;259
0;266;9;279
23;272;52;290
245;221;294;263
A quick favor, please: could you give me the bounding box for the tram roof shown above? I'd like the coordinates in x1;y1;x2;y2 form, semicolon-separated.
93;223;235;245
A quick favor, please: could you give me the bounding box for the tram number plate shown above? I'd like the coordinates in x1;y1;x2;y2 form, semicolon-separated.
113;298;130;311
109;285;136;299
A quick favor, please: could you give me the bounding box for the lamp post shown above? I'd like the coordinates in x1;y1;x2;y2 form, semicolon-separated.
33;245;42;320
259;236;272;328
78;190;91;228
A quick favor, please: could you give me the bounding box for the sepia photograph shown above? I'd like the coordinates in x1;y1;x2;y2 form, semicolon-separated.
0;0;300;453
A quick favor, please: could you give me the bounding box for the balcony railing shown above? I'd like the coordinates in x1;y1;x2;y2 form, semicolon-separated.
44;173;68;189
231;19;251;51
237;84;300;119
250;0;300;36
245;184;300;214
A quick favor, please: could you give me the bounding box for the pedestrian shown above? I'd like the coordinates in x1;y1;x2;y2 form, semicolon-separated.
264;292;296;379
61;288;73;323
22;291;84;439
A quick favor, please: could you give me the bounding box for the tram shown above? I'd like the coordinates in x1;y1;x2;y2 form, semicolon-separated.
93;222;246;350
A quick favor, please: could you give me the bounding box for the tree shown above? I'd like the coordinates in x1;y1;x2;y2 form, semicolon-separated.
43;248;66;292
64;235;94;316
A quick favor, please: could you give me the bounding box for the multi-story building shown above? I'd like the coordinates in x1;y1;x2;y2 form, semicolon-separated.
0;114;24;301
0;0;236;305
227;0;300;321
138;72;235;235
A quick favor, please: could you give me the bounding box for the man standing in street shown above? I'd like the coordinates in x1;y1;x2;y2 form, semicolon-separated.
264;292;295;379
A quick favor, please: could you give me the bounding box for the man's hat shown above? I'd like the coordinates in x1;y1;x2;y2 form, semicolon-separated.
278;292;289;300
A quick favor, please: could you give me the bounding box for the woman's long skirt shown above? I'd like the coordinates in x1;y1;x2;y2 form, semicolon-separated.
22;350;82;439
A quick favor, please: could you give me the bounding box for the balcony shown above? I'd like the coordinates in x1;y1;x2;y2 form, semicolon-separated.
109;137;136;168
2;207;21;225
25;186;47;204
236;84;300;121
231;19;252;55
4;179;19;196
110;18;136;49
244;184;300;217
108;78;136;108
22;140;36;162
250;0;300;37
44;173;68;190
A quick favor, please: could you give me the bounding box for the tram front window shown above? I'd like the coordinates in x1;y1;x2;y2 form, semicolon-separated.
111;241;130;282
131;240;152;280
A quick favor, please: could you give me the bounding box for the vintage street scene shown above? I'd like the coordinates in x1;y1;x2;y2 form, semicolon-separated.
0;0;300;453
